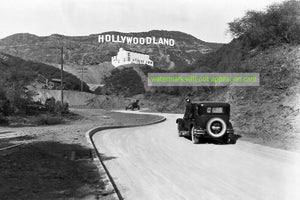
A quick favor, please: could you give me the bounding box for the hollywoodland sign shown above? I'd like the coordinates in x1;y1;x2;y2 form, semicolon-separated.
98;34;175;46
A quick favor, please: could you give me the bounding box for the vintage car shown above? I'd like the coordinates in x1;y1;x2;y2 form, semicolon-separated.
176;101;236;144
125;99;140;111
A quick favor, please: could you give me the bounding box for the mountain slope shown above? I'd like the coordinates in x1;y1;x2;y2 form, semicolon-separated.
0;52;89;92
205;44;300;150
50;62;114;84
0;30;223;73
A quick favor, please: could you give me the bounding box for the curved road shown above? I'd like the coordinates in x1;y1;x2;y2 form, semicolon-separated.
93;112;300;200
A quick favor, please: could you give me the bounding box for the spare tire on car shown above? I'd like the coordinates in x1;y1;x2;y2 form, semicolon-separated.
206;117;227;138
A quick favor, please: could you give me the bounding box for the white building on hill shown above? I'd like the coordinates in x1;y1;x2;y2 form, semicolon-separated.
111;48;154;67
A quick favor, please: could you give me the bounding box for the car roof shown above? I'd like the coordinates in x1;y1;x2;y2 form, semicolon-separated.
192;101;230;107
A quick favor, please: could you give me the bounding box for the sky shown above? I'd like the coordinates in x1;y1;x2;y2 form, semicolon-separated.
0;0;285;43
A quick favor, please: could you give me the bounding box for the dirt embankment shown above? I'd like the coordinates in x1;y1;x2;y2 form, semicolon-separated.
0;109;162;200
50;62;114;85
211;46;300;152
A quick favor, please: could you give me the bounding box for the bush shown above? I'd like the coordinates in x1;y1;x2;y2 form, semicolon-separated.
45;97;69;114
54;101;69;114
45;97;56;112
0;93;11;116
103;67;145;97
30;115;63;125
228;0;300;48
0;114;9;125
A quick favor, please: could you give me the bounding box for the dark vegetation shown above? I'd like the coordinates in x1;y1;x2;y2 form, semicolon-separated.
0;94;72;126
228;0;300;48
0;141;106;200
101;67;145;97
139;65;166;74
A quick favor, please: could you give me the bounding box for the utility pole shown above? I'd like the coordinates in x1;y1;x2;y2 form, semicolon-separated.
81;68;84;92
60;46;64;104
77;67;87;92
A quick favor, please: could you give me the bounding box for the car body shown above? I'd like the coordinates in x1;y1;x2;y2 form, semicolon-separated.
125;99;140;111
176;101;236;144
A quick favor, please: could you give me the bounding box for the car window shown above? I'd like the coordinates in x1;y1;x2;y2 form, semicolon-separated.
198;105;226;115
205;107;224;113
212;107;223;113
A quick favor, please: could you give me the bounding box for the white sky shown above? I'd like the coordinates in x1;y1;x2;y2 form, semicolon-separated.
0;0;285;43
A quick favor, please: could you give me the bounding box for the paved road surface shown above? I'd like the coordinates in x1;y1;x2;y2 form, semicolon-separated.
93;112;300;200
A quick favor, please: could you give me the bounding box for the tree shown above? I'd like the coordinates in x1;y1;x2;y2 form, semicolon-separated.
228;0;300;48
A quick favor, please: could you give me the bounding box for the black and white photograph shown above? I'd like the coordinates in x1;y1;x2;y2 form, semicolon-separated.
0;0;300;199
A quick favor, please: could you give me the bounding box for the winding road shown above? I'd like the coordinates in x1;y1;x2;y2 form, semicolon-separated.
93;112;300;200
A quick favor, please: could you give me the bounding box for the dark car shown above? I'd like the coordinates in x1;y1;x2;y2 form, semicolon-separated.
125;99;140;111
176;101;236;144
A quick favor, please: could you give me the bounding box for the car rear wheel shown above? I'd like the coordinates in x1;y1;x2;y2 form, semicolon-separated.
206;118;227;138
178;131;182;137
191;126;199;144
178;123;183;137
224;134;236;144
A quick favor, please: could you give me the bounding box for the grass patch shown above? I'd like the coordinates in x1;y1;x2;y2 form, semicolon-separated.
4;112;82;127
29;115;64;125
0;142;106;200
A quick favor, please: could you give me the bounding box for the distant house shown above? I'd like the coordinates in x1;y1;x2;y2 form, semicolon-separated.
111;48;154;67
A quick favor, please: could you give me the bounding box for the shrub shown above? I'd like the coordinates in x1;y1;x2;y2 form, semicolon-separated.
0;89;11;116
45;97;69;114
103;67;145;97
228;0;300;48
45;97;56;112
0;114;9;125
30;115;63;125
54;101;69;114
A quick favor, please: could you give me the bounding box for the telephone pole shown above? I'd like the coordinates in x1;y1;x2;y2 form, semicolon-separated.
60;46;64;104
81;68;84;92
77;67;88;92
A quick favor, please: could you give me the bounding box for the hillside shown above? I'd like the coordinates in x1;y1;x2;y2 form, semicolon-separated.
203;44;300;150
0;52;89;92
50;62;114;85
0;30;223;76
